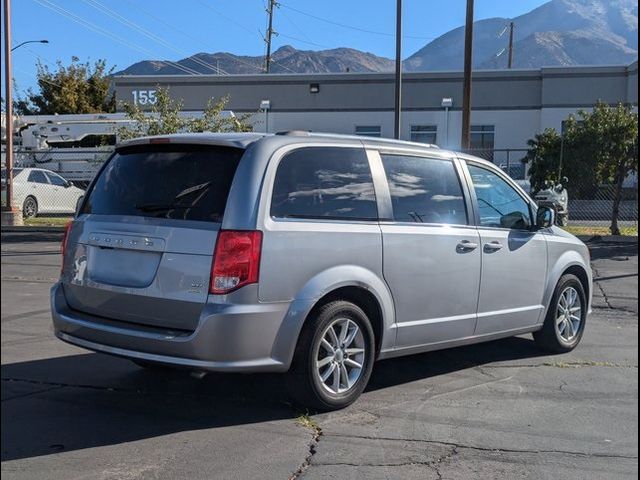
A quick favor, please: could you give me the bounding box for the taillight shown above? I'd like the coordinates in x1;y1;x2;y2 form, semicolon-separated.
210;230;262;294
61;221;73;272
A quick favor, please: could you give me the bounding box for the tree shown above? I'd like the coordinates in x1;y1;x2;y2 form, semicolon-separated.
16;57;116;115
578;103;638;235
117;87;252;141
526;118;599;199
526;103;638;235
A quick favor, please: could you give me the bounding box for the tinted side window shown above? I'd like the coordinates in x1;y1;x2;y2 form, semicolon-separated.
47;173;67;187
28;171;49;184
467;164;531;229
381;155;467;225
271;147;378;221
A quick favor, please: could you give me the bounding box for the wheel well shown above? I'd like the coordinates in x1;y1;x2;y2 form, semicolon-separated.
563;265;590;300
310;286;384;357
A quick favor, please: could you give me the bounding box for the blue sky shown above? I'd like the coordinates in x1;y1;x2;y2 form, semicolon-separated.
2;0;549;94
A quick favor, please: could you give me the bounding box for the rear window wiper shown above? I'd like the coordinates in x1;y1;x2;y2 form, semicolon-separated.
135;203;191;212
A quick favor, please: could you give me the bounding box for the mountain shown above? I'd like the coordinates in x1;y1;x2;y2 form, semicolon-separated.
406;0;638;71
117;0;638;76
117;45;394;76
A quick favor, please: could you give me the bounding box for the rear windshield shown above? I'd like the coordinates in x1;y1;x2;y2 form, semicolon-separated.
82;144;244;222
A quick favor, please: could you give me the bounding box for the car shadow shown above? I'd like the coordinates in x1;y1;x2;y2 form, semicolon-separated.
586;240;638;261
2;335;551;462
367;336;547;391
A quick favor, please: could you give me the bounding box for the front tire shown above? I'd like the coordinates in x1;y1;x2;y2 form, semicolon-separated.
22;196;38;218
533;274;586;353
287;300;375;411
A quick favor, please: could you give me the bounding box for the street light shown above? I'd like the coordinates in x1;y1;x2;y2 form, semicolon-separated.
260;99;271;133
2;0;48;225
441;97;453;148
11;39;48;52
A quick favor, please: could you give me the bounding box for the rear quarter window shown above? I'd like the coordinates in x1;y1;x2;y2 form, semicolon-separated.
82;144;244;222
270;147;378;221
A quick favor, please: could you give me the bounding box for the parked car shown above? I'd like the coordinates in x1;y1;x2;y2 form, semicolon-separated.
5;167;85;217
51;132;592;410
534;178;570;227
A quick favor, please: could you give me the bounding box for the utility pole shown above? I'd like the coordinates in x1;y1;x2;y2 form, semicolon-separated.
264;0;277;73
460;0;474;150
2;0;21;224
393;0;402;139
507;21;514;69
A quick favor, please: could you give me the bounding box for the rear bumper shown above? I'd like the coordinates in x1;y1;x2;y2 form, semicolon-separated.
51;282;293;372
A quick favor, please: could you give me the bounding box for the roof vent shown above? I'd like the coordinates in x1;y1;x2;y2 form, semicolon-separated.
275;130;311;136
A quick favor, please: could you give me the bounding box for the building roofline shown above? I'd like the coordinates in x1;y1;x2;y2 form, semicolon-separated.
112;62;638;83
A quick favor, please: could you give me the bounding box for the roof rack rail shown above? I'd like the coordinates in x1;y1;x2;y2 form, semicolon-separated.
275;130;311;136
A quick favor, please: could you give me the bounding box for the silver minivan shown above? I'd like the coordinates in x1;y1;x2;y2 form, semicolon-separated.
52;132;592;409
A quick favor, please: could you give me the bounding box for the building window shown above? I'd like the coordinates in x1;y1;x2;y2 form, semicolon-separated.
355;125;381;137
410;125;437;145
470;125;495;161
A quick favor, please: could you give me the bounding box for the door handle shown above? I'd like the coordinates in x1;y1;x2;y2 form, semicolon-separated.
484;241;503;252
457;240;478;252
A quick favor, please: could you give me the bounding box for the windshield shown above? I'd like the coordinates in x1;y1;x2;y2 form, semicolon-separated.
81;144;244;222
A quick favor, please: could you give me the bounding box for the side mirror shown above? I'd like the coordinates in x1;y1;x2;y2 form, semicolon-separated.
562;176;569;184
65;180;74;188
536;206;555;229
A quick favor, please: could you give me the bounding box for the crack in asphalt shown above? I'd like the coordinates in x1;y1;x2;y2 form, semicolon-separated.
1;385;65;402
483;361;638;369
312;445;459;479
1;377;150;398
289;416;323;480
592;265;617;310
321;433;639;461
1;276;58;283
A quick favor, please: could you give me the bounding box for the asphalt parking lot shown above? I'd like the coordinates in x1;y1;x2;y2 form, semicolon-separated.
1;232;637;480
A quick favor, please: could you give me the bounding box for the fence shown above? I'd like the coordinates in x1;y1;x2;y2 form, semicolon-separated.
466;148;638;236
2;147;638;235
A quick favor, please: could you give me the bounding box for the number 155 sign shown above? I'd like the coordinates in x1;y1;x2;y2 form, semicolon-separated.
131;90;157;105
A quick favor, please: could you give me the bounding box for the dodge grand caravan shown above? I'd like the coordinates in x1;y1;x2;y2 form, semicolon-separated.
52;132;592;410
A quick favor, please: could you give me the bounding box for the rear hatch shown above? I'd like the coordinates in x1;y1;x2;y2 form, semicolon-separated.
62;143;244;332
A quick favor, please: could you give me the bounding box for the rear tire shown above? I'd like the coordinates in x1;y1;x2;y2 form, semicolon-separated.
533;274;586;353
287;300;375;411
22;196;38;218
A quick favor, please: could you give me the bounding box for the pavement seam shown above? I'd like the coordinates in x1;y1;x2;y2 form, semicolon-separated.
321;433;639;461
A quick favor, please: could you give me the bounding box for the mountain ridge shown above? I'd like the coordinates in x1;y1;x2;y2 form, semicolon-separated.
116;0;638;76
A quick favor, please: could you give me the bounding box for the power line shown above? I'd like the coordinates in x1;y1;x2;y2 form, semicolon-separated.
120;0;229;74
279;3;436;41
277;32;331;49
32;0;202;76
81;0;226;75
279;6;316;46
